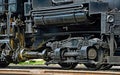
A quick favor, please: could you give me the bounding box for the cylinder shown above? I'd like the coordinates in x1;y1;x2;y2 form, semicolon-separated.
34;11;87;25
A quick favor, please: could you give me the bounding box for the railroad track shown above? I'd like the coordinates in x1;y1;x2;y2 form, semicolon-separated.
0;65;120;75
0;69;120;75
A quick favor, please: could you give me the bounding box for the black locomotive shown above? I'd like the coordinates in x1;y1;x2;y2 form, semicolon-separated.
0;0;120;70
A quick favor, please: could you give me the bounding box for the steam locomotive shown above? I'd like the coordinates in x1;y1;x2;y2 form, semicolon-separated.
0;0;120;70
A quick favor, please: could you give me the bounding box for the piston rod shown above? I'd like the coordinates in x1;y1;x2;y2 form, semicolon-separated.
18;49;46;61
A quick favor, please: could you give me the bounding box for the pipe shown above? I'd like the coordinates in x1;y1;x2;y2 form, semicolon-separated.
34;11;87;25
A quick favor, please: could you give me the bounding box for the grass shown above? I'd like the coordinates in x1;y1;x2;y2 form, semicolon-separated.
19;59;45;65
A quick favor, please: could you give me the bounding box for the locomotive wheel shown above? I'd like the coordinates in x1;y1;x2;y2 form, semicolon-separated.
101;64;113;70
59;63;77;70
0;61;9;68
84;63;102;70
84;47;103;70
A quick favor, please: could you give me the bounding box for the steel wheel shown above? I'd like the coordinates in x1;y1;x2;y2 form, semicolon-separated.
85;47;104;70
59;63;77;69
0;61;9;68
101;64;113;70
84;63;102;70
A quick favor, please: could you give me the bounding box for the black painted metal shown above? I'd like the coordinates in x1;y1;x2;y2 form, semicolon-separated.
0;0;120;69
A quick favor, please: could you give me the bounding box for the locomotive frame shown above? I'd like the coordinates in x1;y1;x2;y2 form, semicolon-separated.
0;0;119;70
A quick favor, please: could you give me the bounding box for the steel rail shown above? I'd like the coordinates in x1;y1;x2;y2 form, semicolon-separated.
0;69;120;75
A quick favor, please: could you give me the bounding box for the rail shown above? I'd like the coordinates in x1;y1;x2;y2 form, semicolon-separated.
0;69;120;75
